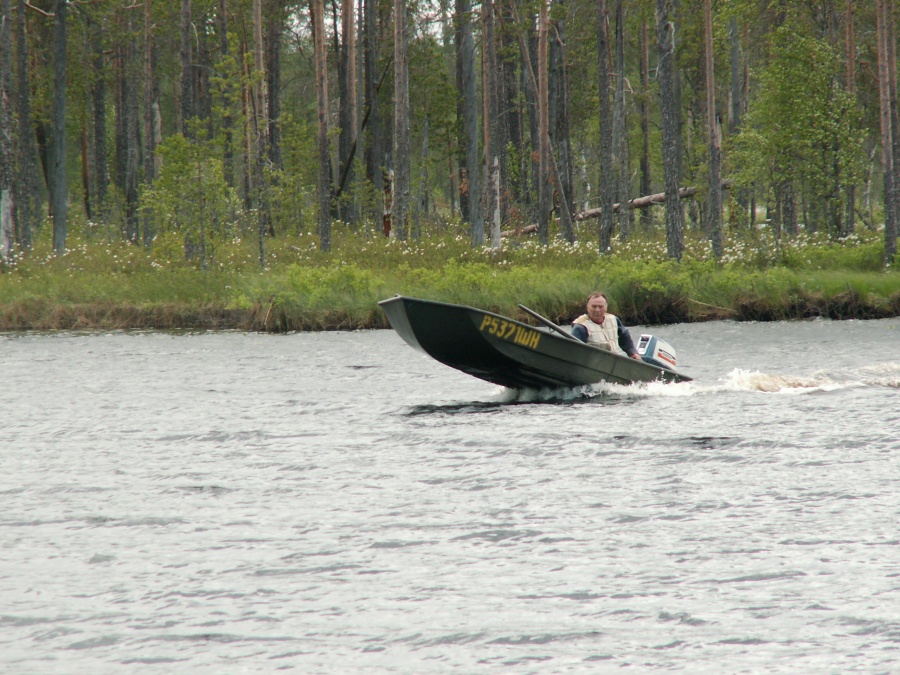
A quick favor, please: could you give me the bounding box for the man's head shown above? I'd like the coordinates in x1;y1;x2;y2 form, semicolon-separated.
586;292;608;324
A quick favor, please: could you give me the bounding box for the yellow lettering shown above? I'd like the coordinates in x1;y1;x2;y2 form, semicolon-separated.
504;322;517;339
530;332;541;349
479;314;492;331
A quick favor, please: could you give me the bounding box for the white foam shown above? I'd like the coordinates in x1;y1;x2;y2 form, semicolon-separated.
494;362;900;401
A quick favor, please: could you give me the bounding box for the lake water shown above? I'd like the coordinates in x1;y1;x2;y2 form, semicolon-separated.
1;318;899;673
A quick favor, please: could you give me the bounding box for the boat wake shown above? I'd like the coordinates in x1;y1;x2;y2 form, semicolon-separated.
711;362;900;394
497;361;900;403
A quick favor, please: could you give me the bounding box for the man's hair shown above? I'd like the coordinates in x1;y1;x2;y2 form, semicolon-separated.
587;292;608;303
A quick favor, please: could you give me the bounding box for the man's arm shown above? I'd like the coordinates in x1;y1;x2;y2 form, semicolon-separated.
571;323;589;343
616;318;638;357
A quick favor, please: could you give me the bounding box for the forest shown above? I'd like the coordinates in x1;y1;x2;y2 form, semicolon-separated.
0;0;899;331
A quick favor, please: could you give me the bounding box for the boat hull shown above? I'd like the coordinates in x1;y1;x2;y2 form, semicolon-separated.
379;296;691;389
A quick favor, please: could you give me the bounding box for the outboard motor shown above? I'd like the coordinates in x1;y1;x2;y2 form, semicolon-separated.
637;334;678;371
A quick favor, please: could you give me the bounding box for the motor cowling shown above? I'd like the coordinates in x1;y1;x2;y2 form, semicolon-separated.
637;334;678;371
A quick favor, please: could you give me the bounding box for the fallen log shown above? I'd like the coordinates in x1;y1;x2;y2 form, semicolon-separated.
574;181;731;221
500;224;538;238
500;181;732;237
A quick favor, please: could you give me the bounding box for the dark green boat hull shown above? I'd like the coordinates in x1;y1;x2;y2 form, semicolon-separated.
379;296;692;390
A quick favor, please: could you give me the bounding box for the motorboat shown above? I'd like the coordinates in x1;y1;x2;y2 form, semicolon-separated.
379;295;692;390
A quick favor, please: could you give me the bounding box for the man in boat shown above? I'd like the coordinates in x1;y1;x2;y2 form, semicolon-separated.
571;292;642;360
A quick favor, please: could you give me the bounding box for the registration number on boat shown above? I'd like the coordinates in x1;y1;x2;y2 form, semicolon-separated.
478;314;541;349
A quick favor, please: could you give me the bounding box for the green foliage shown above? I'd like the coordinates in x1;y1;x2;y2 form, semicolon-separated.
274;263;383;309
2;225;899;329
730;17;867;235
140;134;243;262
779;232;885;271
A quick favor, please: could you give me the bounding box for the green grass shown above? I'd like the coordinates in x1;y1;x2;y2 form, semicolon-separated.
1;219;898;331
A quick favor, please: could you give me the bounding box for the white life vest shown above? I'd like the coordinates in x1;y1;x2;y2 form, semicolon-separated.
573;313;625;355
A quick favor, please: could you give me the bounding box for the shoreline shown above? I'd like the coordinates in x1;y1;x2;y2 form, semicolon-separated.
2;291;898;333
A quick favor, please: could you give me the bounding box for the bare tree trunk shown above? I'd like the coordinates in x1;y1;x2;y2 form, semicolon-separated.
363;0;383;227
143;0;160;245
112;11;140;244
456;0;482;244
483;0;503;247
597;0;614;251
672;0;684;189
266;3;283;172
15;0;42;248
419;117;429;233
124;24;141;244
639;13;652;231
728;17;750;229
550;0;574;241
312;0;331;250
253;0;269;258
393;0;410;240
728;19;740;136
524;27;539;224
264;0;283;242
482;0;495;232
252;0;266;152
843;0;855;235
339;0;357;223
454;0;468;222
0;0;12;258
491;156;501;247
50;0;67;255
656;0;683;260
877;0;896;263
537;0;550;244
218;0;235;188
0;190;11;260
508;0;571;244
239;36;252;208
500;10;523;206
88;19;108;227
197;17;213;135
704;0;722;258
779;178;797;237
144;0;160;186
114;37;126;202
885;0;900;263
180;0;194;136
612;0;631;240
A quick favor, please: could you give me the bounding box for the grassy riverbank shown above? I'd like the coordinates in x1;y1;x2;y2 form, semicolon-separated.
1;222;898;331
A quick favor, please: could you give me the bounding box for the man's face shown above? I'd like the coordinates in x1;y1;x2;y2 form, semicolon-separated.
587;296;607;323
